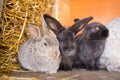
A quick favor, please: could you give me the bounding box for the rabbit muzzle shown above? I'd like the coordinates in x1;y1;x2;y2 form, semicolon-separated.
63;49;76;56
86;29;109;40
100;29;109;38
48;51;60;59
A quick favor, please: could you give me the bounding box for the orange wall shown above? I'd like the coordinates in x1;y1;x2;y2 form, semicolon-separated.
70;0;120;25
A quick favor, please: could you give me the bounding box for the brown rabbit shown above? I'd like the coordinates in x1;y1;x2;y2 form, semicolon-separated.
18;15;61;74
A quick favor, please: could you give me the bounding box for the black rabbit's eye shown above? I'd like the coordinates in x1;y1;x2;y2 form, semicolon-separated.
59;39;63;42
63;47;67;50
44;42;47;46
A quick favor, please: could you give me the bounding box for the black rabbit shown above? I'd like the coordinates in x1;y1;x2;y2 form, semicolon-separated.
74;21;109;71
43;14;93;71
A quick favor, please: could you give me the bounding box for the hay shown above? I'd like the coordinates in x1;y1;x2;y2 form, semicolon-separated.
1;74;38;80
59;74;79;80
0;0;55;75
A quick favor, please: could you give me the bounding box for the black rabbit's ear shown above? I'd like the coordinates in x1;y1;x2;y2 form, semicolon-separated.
43;14;64;35
74;18;80;23
69;16;93;34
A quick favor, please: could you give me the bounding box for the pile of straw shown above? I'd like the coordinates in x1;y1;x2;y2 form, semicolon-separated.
0;0;55;75
1;74;38;80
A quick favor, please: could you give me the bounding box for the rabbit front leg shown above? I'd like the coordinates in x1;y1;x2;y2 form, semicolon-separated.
107;65;120;72
94;58;100;70
74;57;86;69
84;59;96;71
60;56;73;71
46;70;57;74
87;59;100;71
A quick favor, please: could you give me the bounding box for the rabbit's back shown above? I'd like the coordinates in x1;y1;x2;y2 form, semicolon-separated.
18;39;37;71
106;17;120;40
100;17;120;72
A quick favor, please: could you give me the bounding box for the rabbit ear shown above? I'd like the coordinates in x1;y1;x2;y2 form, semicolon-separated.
28;24;42;40
43;14;64;35
74;18;80;23
41;15;49;35
69;16;93;34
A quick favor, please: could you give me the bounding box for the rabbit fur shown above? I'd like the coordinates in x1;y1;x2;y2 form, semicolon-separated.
100;17;120;72
18;15;61;74
43;14;93;71
74;21;109;71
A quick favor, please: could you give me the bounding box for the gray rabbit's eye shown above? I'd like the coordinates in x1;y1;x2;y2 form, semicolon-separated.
43;42;47;46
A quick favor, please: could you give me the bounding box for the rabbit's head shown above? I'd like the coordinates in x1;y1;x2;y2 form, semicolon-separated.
84;22;109;40
27;16;60;60
43;14;93;57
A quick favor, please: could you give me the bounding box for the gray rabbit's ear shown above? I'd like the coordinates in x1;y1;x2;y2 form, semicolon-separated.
69;16;93;34
28;24;42;40
43;14;64;35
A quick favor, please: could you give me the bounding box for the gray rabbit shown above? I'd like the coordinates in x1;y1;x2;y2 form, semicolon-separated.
43;14;93;71
74;21;109;70
18;15;61;74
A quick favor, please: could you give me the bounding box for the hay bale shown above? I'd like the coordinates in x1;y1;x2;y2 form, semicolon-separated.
0;0;4;18
0;0;55;75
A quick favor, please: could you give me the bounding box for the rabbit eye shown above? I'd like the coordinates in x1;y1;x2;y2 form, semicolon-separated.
58;38;63;42
59;39;63;42
63;47;67;50
90;28;96;32
43;42;47;46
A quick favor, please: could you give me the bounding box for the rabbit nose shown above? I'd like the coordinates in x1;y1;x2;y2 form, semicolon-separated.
54;51;60;58
101;29;109;38
49;51;60;59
